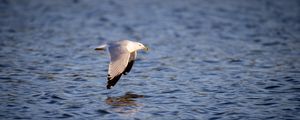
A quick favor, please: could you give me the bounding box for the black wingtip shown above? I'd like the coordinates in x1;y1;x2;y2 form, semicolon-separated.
107;74;122;89
123;60;135;75
106;85;111;89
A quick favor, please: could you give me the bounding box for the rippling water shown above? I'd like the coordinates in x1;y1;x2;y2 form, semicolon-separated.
1;0;299;119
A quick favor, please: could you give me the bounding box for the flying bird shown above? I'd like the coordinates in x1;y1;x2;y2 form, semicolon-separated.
95;40;149;89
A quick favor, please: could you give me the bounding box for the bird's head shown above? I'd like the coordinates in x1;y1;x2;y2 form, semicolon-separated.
127;41;149;52
136;42;149;51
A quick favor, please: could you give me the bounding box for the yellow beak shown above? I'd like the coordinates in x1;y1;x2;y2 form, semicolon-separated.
143;46;149;51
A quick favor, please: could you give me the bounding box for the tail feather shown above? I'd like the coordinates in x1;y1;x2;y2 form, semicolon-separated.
95;44;107;51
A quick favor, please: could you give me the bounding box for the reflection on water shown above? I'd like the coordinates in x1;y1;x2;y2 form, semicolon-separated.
105;92;144;117
105;92;144;107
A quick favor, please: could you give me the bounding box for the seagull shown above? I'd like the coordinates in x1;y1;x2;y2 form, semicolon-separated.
95;40;149;89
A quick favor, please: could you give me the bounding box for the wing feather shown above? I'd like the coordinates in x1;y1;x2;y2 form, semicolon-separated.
123;51;137;75
107;44;130;89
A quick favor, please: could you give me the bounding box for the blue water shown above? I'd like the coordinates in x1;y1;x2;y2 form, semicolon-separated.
0;0;299;119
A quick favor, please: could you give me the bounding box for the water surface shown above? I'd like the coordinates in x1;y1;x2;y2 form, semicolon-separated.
0;0;299;119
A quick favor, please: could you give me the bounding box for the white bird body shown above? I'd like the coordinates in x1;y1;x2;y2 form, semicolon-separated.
95;40;148;89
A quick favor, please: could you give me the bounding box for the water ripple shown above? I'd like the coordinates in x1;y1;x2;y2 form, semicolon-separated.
1;0;299;119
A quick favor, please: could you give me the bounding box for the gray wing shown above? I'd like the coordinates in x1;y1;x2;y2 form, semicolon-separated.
123;51;137;75
107;45;130;89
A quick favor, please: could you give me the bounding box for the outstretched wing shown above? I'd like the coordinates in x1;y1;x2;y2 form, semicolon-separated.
123;51;137;75
107;45;130;89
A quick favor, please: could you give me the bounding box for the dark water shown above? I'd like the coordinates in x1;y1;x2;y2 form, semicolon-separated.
1;0;300;119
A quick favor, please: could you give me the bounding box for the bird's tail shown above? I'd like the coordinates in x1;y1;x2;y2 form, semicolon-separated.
95;44;107;51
